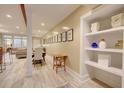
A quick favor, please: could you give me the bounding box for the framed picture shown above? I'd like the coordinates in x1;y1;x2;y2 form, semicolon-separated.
50;37;52;43
58;33;62;42
43;39;45;44
48;38;50;43
55;35;58;43
62;32;67;42
53;36;55;43
67;29;73;41
45;39;47;44
52;36;54;43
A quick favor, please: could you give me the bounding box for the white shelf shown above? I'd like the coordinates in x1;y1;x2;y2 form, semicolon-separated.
85;61;122;76
85;48;123;53
85;26;124;36
81;5;124;87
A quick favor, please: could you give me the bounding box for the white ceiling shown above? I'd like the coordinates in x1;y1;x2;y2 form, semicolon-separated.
0;4;26;35
31;4;80;37
0;4;80;37
0;4;98;37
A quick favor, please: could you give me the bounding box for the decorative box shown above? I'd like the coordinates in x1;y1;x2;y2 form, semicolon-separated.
98;54;111;67
111;13;124;27
91;22;100;32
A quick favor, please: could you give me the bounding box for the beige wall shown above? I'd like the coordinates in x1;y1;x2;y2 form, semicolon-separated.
33;37;41;48
43;6;94;73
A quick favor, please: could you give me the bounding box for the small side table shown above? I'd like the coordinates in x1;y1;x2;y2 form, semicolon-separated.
53;54;67;73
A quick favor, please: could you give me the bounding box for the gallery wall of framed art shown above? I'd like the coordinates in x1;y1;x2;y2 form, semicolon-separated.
43;28;73;45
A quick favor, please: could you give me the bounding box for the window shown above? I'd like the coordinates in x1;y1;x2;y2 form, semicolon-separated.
22;37;27;48
4;38;12;48
3;35;27;48
13;38;22;48
13;36;27;48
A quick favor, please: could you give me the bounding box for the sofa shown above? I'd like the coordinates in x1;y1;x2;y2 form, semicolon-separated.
15;48;27;59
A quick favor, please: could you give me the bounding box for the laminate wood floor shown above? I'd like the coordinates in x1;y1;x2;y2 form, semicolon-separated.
0;54;110;88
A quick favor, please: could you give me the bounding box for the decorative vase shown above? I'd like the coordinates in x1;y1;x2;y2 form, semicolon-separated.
99;39;106;49
91;42;98;48
91;22;100;32
115;40;123;49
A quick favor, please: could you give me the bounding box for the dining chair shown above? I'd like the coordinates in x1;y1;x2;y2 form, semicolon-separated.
0;47;3;73
33;47;43;66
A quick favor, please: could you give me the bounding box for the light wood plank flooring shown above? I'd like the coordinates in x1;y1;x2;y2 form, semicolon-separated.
0;54;110;88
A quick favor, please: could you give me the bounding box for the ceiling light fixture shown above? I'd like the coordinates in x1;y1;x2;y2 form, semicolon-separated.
62;26;70;30
38;30;41;32
6;14;12;18
41;23;45;26
16;26;20;29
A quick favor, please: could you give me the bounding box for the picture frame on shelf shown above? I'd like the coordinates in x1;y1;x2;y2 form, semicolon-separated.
67;29;73;41
58;33;62;42
62;32;67;42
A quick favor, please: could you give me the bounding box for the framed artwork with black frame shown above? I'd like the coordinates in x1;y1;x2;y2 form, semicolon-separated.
53;35;56;43
62;32;67;42
67;29;73;41
58;33;62;42
52;36;54;43
50;37;52;43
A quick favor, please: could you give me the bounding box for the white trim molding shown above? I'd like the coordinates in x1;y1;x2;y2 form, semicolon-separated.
66;66;89;83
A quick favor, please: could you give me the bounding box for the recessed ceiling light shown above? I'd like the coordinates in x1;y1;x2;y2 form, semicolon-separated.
16;26;20;29
62;26;70;30
38;30;41;32
53;32;58;35
6;14;12;18
47;35;50;38
41;23;45;26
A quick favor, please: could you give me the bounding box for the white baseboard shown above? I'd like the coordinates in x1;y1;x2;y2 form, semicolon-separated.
66;66;89;83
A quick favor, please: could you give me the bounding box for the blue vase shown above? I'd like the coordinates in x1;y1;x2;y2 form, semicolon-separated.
91;42;98;48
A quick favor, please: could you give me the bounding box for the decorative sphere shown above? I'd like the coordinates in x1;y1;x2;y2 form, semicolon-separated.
91;42;98;48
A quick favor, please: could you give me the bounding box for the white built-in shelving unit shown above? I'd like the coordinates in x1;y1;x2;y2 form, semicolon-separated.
80;5;124;88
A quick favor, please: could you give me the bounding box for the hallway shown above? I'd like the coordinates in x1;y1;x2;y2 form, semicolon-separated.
0;55;109;88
